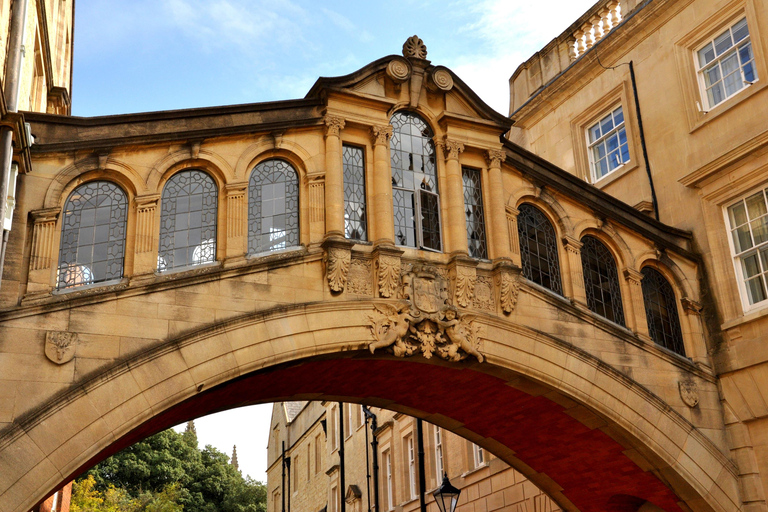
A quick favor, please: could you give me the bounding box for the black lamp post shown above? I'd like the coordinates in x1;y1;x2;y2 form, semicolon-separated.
433;473;461;512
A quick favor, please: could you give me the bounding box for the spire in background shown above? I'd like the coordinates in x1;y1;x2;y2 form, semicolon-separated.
231;445;240;472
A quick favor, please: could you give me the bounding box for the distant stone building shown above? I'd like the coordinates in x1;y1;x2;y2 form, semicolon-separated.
267;402;558;512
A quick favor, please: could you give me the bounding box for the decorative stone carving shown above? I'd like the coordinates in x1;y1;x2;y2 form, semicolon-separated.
473;276;494;311
368;266;483;363
453;265;476;308
347;258;373;295
402;35;427;59
370;125;393;146
29;208;60;271
376;254;401;298
442;138;464;161
623;267;643;286
681;297;703;315
386;57;411;83
505;205;520;257
485;149;505;169
324;115;345;137
45;331;77;364
679;381;699;408
498;271;520;314
309;178;325;224
427;67;453;92
325;246;351;293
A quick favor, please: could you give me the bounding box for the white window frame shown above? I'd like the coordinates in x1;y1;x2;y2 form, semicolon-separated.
330;405;339;451
434;427;444;483
586;105;630;182
695;16;757;110
472;443;485;468
384;449;394;511
724;186;768;312
407;435;417;499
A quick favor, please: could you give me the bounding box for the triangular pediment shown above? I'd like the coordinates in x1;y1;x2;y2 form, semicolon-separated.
306;37;512;133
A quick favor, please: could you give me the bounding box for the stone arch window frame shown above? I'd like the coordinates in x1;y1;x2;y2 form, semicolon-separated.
515;202;564;296
246;157;301;256
638;263;687;357
388;109;443;252
579;233;627;327
157;168;220;273
55;179;130;291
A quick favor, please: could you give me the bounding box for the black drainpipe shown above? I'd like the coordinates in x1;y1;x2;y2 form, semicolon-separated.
629;60;659;221
416;419;426;512
363;406;380;512
281;441;286;512
339;402;346;512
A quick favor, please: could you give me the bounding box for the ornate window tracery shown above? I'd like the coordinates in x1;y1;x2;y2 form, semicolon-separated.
580;235;625;325
249;159;299;254
57;181;127;289
641;267;685;356
158;170;217;271
342;145;367;241
390;111;441;251
518;204;562;294
462;166;487;259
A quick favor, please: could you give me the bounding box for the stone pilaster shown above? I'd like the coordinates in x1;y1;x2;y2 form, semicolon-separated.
505;205;521;267
562;235;586;305
622;267;651;341
133;194;160;274
226;183;247;258
485;149;510;261
440;137;467;255
370;124;394;245
681;297;708;366
324;115;346;238
27;208;60;293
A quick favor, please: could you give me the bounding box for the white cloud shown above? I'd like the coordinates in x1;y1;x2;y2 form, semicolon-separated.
321;8;374;43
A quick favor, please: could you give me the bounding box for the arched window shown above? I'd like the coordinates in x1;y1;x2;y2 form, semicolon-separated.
57;181;127;289
390;111;440;251
158;170;217;271
249;159;299;254
580;235;625;325
517;204;562;295
641;267;685;356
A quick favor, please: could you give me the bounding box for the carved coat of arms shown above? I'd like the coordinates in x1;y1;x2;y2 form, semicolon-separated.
45;331;77;364
368;266;484;363
679;381;699;408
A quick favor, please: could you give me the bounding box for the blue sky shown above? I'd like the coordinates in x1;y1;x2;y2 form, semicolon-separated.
74;0;596;483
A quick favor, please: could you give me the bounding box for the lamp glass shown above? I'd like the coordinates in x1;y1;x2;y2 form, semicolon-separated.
433;474;461;512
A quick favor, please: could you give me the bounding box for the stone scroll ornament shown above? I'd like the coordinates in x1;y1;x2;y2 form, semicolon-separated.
45;331;77;364
498;271;520;314
325;247;351;293
368;266;484;363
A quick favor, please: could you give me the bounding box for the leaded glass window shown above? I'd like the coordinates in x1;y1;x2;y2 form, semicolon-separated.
641;267;685;356
249;159;299;254
518;204;562;294
158;170;217;271
390;111;441;251
727;188;768;306
343;145;367;241
462;166;487;259
580;236;625;325
57;181;127;289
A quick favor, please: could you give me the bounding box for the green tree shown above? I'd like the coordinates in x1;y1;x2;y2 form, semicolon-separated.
81;427;266;512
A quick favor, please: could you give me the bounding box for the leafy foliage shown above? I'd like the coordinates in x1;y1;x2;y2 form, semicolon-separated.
76;427;266;512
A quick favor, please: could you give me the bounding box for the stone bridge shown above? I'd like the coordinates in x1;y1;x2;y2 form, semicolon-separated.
0;45;740;512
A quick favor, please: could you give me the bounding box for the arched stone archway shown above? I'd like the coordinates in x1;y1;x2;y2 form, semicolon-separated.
0;301;739;512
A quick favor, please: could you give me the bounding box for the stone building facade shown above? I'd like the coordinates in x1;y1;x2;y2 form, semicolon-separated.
509;0;768;508
267;402;558;512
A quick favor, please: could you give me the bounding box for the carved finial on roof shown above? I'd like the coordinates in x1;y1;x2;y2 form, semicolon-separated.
402;36;427;59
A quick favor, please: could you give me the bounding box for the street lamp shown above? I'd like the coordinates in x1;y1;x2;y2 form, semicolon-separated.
433;473;461;512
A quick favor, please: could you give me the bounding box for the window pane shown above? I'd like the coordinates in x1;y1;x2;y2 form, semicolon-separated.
518;204;562;295
723;70;743;96
420;190;441;251
249;159;300;254
589;123;601;142
739;43;754;65
58;181;127;289
704;65;721;87
745;191;766;218
746;276;767;304
734;225;753;253
343;145;367;241
462;167;487;259
729;202;748;226
698;43;715;67
743;253;761;278
580;236;625;325
714;30;733;56
641;267;685;356
732;18;749;42
613;106;624;125
707;82;724;106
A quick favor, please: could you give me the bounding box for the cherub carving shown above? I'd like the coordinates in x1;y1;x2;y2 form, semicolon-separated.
436;307;484;363
368;303;415;354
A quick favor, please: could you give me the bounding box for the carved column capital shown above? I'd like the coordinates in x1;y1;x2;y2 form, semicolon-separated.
134;194;160;211
370;125;393;146
441;138;465;161
324;115;346;137
562;235;583;254
623;267;644;286
30;207;60;223
485;149;505;169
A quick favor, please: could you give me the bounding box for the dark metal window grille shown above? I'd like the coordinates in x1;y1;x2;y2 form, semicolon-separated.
57;181;127;289
249;159;299;254
580;235;625;325
518;204;562;294
158;170;217;271
342;145;367;241
390;111;441;251
641;267;685;356
462;166;487;259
